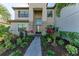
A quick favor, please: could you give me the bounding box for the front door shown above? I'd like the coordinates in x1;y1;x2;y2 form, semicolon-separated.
35;18;43;32
33;9;42;32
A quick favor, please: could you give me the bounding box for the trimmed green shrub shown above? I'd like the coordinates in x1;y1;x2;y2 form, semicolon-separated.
65;44;78;55
47;50;56;56
58;40;64;46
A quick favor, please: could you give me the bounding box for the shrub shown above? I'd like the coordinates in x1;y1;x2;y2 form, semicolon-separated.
47;37;52;42
46;34;54;42
16;38;22;46
10;49;22;56
59;31;79;41
5;41;16;49
47;50;56;56
72;39;79;47
0;44;4;49
0;37;4;43
22;37;26;42
65;44;78;55
20;42;28;48
4;37;15;49
17;38;28;48
25;37;30;42
0;25;10;37
47;29;54;34
25;35;33;42
41;36;48;49
58;40;64;46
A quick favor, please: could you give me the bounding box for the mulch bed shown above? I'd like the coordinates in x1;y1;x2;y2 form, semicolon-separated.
41;41;79;56
48;44;68;56
41;42;68;56
41;36;69;56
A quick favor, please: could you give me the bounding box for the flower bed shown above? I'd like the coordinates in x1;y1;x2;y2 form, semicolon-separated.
41;31;79;56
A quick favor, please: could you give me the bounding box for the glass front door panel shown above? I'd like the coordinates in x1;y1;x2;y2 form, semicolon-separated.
35;18;43;32
35;18;43;26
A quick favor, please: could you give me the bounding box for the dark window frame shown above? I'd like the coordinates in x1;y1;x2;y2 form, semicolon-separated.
18;10;29;18
47;10;53;17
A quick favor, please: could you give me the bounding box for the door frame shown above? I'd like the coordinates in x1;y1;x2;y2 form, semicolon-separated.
33;8;43;32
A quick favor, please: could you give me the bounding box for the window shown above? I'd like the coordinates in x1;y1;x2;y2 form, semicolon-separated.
18;10;29;18
18;23;28;31
47;10;53;17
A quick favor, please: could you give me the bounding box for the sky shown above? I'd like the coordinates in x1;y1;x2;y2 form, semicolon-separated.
0;0;55;19
0;0;54;3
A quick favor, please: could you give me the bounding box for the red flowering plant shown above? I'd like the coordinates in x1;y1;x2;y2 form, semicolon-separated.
46;25;55;34
30;29;34;33
28;29;34;33
47;28;54;34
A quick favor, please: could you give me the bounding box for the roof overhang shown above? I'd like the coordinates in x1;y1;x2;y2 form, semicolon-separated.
12;3;56;10
47;7;55;9
12;7;29;10
8;20;29;23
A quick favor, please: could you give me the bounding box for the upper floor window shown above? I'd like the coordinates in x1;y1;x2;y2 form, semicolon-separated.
18;10;29;18
47;10;53;17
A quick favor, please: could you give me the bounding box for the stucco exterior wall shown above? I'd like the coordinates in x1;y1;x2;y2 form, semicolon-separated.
29;3;47;22
28;3;47;32
9;22;29;35
56;4;79;32
47;9;54;25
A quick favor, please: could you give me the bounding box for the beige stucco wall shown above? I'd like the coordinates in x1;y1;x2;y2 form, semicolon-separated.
29;3;47;22
29;3;47;32
9;22;29;35
47;9;55;25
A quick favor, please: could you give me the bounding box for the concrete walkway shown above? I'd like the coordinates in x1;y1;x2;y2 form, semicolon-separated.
24;36;42;56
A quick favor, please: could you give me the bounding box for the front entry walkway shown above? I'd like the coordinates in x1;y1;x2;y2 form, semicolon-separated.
24;35;42;56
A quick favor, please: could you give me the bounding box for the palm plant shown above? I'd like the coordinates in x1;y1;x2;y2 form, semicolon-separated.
0;4;10;20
